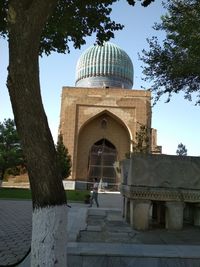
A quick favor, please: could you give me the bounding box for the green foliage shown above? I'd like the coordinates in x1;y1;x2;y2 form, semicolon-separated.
140;0;200;104
0;0;8;38
0;0;154;55
56;134;71;179
40;0;123;55
176;142;187;156
132;124;150;153
0;119;25;180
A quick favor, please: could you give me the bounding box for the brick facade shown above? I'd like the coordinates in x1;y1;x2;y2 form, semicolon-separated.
59;86;156;182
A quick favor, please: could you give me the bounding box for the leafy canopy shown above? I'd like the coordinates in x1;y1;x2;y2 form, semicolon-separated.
176;142;187;156
133;124;150;153
0;120;72;180
0;119;24;180
140;0;200;104
125;124;150;159
56;134;71;180
0;0;154;55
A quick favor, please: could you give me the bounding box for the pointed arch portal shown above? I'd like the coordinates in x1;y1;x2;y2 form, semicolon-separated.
75;110;131;187
88;138;117;189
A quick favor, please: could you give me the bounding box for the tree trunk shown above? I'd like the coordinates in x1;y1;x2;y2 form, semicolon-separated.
7;1;67;266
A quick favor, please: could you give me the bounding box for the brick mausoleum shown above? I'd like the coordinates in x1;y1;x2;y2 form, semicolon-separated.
59;42;161;188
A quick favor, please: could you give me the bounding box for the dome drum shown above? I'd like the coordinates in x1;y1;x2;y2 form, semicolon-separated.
76;76;132;89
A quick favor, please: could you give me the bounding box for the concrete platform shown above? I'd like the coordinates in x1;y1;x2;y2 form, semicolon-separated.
1;193;200;267
67;242;200;267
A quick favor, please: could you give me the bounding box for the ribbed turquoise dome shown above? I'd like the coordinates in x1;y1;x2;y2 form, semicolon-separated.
75;42;133;89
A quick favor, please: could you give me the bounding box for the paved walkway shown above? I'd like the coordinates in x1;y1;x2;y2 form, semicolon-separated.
0;193;122;266
0;200;32;266
1;193;200;266
79;207;200;245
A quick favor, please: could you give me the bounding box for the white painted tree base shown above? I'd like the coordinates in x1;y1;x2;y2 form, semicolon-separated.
31;205;68;267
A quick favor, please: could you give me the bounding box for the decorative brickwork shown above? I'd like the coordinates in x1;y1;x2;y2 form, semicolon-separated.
59;87;153;181
121;185;200;203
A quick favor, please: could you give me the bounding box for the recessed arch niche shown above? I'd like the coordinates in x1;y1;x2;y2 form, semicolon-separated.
75;111;131;186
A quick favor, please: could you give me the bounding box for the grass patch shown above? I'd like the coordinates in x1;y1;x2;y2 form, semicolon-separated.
0;188;32;199
66;190;89;202
0;188;89;202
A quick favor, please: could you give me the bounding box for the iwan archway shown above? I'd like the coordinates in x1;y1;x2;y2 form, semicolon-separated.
75;111;131;187
88;138;117;189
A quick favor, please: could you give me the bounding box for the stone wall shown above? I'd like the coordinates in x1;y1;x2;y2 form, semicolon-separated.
127;154;200;189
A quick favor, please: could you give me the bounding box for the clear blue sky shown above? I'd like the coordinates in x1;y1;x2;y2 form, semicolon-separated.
1;0;200;156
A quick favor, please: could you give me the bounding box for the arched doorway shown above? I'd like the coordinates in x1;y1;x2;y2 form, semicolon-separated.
75;111;131;183
88;138;117;190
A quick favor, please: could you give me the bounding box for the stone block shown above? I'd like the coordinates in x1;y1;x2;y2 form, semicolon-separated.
165;202;184;230
130;200;151;230
127;154;200;190
194;204;200;226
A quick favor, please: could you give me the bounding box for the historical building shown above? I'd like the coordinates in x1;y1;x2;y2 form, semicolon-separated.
59;42;161;188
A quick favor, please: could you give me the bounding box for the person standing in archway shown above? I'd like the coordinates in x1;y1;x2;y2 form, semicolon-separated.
89;178;99;207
